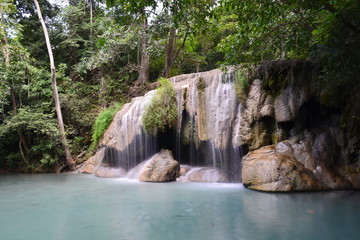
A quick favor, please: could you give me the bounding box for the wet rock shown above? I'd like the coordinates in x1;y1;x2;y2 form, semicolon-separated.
78;148;105;174
127;160;150;180
0;169;9;174
186;167;229;183
139;149;180;182
180;165;192;176
79;163;95;174
95;166;127;178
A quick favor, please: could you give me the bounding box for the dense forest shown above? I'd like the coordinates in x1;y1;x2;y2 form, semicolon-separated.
0;0;359;172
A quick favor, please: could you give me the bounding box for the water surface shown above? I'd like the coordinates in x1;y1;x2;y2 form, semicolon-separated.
0;174;359;240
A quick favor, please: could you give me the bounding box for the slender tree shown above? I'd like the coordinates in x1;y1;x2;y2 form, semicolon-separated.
135;15;149;85
33;0;75;170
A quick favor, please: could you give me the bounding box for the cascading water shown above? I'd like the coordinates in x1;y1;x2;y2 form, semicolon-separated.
92;69;246;182
170;69;244;181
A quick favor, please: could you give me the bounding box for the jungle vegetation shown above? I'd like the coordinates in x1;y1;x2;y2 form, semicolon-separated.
0;0;359;172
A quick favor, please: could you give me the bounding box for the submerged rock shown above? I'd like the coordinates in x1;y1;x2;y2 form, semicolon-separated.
95;166;127;178
185;167;229;183
139;149;180;182
179;165;192;176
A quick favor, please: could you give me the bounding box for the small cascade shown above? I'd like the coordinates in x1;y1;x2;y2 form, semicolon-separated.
90;69;246;182
99;91;158;170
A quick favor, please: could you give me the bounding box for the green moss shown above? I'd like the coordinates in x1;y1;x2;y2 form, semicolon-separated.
142;78;178;134
197;77;205;93
181;121;192;145
181;120;200;148
89;103;123;152
262;72;286;97
182;87;187;109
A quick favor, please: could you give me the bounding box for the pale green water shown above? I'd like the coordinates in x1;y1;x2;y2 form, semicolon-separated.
0;174;359;240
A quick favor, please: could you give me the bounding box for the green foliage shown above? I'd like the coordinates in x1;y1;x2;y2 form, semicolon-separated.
142;78;178;134
217;0;313;64
234;69;249;102
89;103;123;152
0;107;62;170
310;1;360;108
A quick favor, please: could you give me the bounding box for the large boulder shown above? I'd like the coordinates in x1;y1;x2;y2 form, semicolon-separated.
242;134;359;192
242;145;325;191
139;149;180;182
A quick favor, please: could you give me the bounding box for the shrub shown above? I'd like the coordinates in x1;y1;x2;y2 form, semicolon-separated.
142;78;178;134
89;103;123;152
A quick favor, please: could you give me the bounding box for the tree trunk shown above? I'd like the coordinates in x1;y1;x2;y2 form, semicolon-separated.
164;27;176;78
99;76;107;107
136;16;149;85
89;0;93;38
164;27;189;78
34;0;75;170
280;40;286;60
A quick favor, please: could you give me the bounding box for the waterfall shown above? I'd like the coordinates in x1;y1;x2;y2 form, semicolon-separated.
170;69;244;181
92;69;245;182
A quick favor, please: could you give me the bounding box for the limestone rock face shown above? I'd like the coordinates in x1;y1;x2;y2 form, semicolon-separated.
237;79;274;147
185;167;229;183
242;134;359;191
139;149;180;182
238;60;314;150
242;145;325;191
95;167;127;178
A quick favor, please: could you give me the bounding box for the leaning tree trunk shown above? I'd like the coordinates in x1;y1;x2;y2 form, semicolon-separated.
34;0;75;170
135;16;149;85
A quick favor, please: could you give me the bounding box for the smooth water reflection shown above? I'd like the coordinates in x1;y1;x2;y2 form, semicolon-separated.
0;174;359;240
